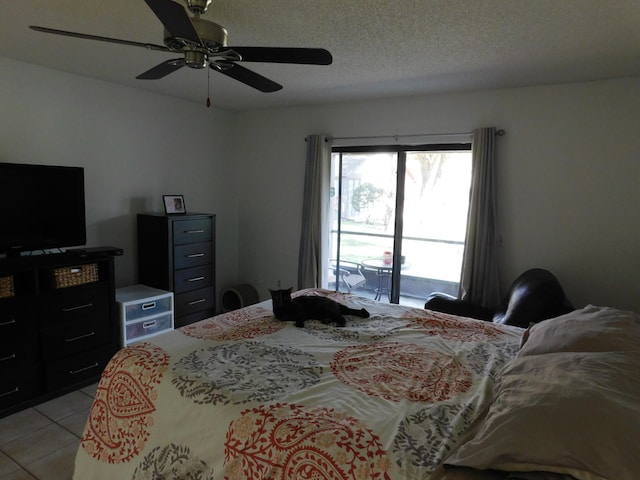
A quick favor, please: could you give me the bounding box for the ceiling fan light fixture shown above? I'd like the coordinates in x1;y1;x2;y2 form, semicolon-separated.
184;50;207;69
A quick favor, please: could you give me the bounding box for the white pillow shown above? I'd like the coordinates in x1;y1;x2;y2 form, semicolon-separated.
445;350;640;480
519;305;640;356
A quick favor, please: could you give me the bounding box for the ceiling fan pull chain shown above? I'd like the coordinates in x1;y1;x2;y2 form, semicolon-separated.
206;65;211;108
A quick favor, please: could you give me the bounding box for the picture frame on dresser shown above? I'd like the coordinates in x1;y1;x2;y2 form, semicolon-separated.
163;195;186;215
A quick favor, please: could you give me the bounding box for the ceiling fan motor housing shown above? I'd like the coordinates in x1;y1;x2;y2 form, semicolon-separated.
163;18;227;53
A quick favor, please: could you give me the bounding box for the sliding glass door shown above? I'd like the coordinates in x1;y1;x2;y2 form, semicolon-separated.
328;144;472;306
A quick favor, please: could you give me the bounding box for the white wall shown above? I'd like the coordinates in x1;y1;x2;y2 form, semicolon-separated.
3;55;639;313
235;77;640;313
0;57;240;298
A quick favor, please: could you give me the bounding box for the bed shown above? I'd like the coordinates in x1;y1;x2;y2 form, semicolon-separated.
73;288;640;480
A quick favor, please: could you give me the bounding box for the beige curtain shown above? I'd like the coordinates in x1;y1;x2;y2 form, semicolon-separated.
297;135;332;289
459;127;501;308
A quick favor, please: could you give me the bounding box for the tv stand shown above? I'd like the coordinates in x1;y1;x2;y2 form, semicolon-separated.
66;246;124;258
0;247;122;418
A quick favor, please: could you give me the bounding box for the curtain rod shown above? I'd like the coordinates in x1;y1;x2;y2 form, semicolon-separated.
326;129;505;142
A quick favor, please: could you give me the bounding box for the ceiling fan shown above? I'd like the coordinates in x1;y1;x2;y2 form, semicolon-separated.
30;0;332;93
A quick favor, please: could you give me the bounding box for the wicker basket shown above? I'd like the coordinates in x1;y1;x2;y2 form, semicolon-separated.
54;263;99;289
0;275;14;298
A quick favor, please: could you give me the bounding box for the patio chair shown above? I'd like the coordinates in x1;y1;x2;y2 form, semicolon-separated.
329;260;367;293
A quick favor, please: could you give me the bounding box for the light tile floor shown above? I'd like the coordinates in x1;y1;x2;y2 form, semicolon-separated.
0;383;97;480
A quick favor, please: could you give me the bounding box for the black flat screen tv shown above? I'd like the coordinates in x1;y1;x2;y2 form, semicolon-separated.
0;162;86;257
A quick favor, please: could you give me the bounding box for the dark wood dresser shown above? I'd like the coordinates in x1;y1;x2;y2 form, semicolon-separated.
0;248;121;418
137;213;216;327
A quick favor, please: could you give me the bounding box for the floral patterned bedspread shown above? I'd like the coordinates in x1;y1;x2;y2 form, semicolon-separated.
73;288;522;480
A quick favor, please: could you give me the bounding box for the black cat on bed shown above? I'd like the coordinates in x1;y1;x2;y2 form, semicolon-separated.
270;288;370;328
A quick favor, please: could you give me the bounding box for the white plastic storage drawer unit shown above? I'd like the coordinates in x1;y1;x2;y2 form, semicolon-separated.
116;284;174;347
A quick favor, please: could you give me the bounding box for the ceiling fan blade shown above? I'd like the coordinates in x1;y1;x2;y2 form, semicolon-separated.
215;63;282;92
137;58;185;79
144;0;201;45
229;47;332;65
29;26;169;52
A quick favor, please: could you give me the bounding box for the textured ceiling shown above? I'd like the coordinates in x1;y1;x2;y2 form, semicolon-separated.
2;0;640;111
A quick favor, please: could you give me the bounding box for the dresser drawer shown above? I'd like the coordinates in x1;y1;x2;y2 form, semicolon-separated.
174;265;213;294
172;218;212;245
39;284;110;325
45;345;115;392
174;242;213;270
137;213;215;329
123;294;172;321
175;287;215;318
40;313;111;361
125;313;173;344
0;364;43;411
0;340;40;374
0;297;37;346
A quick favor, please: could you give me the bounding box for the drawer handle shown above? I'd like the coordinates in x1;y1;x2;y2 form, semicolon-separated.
186;253;205;258
188;298;206;306
188;276;205;282
0;353;16;363
0;319;16;327
0;387;19;398
62;302;93;313
65;331;96;343
70;267;83;274
142;320;157;329
142;301;157;311
184;229;205;234
69;362;99;375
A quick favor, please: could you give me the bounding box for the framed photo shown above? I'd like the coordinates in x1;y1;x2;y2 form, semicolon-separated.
163;195;186;215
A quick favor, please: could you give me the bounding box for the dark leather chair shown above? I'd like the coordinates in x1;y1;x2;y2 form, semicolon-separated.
424;268;574;328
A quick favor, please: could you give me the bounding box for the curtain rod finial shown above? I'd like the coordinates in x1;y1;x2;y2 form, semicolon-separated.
496;129;506;136
304;135;331;142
